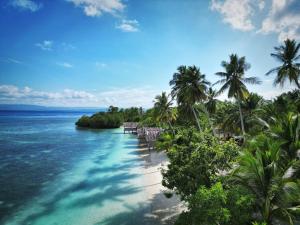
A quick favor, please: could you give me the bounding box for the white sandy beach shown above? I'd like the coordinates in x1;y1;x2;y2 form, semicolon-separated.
134;142;184;224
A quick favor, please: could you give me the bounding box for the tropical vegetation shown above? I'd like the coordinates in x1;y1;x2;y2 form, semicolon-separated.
76;38;300;224
75;106;143;128
154;39;300;225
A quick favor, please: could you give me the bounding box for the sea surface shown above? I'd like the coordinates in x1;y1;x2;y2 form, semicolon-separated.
0;110;157;225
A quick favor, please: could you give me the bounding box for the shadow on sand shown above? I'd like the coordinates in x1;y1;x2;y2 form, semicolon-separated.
94;191;181;225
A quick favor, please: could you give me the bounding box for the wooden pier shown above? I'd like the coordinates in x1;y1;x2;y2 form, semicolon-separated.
123;122;162;150
123;122;138;134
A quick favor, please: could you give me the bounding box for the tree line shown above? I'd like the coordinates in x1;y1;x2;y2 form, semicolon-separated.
152;39;300;225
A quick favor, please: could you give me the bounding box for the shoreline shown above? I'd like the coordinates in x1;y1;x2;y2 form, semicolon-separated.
1;126;183;225
135;141;184;224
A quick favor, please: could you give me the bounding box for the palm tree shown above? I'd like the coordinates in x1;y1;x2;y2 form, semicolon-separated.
170;65;210;131
220;93;263;135
215;54;261;139
266;39;300;89
205;87;219;115
232;137;300;224
153;92;177;134
204;87;219;135
262;112;300;163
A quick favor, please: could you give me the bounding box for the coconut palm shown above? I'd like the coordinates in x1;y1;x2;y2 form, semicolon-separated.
170;65;210;132
153;92;177;133
215;54;261;139
220;93;263;135
203;87;220;135
232;137;300;224
205;87;219;115
266;39;300;89
262;112;300;163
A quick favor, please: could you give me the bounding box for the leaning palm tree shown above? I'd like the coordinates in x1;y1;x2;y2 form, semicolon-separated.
215;54;261;139
170;65;210;132
266;39;300;89
153;92;177;134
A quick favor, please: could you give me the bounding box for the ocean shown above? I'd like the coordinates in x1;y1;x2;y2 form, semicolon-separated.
0;110;166;225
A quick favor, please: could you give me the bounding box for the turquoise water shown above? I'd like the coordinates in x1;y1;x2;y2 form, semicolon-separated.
0;111;156;225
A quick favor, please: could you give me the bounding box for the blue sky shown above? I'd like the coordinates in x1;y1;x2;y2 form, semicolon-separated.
0;0;299;107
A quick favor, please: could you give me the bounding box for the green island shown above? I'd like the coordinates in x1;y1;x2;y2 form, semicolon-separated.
76;39;300;225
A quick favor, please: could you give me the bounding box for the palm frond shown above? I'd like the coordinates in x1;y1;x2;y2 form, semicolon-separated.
243;77;262;85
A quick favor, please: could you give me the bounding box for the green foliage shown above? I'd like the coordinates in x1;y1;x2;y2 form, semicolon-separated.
89;112;122;128
175;183;230;225
139;108;159;127
252;222;267;225
75;115;90;127
161;129;239;199
231;135;300;224
76;112;122;129
205;87;219;115
266;39;300;89
121;107;143;122
153;92;177;132
76;105;144;129
225;186;255;225
155;132;174;152
175;183;255;225
170;65;210;131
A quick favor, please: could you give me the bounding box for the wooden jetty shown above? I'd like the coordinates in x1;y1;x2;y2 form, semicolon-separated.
123;122;138;134
137;127;163;150
123;122;162;150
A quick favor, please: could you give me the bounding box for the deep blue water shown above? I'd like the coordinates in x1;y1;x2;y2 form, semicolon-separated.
0;110;149;225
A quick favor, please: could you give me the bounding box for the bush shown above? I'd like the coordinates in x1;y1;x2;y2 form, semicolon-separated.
161;129;239;199
175;183;255;225
75;115;90;127
75;112;122;129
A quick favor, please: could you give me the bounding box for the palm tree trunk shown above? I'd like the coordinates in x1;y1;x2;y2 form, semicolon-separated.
237;95;246;140
191;105;202;132
202;106;216;136
295;78;300;89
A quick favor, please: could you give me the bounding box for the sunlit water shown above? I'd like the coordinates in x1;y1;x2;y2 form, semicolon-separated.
0;111;154;225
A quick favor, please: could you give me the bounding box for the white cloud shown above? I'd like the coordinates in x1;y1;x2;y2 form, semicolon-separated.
67;0;125;17
211;0;300;41
0;85;97;107
259;0;300;41
210;0;256;31
116;19;139;32
10;0;42;12
57;62;73;68
35;40;53;51
97;87;158;107
0;85;161;107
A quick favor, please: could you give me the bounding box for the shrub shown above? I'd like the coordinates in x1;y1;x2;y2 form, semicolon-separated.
75;112;122;129
75;115;90;127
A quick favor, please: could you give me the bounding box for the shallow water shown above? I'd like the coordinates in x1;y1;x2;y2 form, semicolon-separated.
0;110;158;225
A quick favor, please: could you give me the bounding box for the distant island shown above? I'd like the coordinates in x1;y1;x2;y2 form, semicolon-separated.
75;106;143;129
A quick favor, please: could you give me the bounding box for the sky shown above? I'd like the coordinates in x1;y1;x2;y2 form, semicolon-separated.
0;0;299;107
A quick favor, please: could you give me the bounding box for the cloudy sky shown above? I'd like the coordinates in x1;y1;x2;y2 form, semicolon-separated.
0;0;299;107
